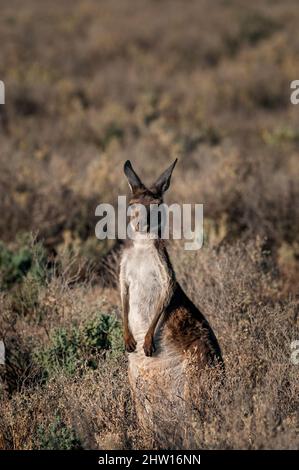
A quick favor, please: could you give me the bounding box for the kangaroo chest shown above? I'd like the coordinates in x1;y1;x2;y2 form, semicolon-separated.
125;244;165;341
122;243;187;398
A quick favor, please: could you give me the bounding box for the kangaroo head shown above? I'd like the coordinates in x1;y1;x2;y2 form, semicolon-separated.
124;159;177;236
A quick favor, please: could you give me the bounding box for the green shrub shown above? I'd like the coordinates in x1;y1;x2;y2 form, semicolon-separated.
0;234;48;291
35;415;82;450
35;313;124;379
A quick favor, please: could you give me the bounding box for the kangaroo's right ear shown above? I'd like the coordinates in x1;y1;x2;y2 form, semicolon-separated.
124;160;145;193
152;158;177;195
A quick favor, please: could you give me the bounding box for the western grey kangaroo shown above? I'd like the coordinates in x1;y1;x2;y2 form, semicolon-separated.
120;159;223;435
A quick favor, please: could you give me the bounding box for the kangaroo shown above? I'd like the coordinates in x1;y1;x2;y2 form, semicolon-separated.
120;159;223;437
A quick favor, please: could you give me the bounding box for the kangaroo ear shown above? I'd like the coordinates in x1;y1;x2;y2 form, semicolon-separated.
124;160;145;193
152;159;177;195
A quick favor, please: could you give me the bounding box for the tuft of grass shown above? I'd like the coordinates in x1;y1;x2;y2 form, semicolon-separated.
10;273;42;318
262;127;299;147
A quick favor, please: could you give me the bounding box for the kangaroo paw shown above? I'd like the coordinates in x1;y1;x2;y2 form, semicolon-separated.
124;333;137;353
143;336;156;357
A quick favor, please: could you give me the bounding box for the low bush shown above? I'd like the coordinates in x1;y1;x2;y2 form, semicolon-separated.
34;414;82;450
0;235;48;291
35;313;123;379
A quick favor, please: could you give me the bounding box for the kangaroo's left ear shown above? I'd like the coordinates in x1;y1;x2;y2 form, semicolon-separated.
152;159;178;195
124;160;146;193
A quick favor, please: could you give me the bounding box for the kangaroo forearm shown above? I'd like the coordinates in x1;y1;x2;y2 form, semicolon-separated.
121;285;137;352
120;279;130;334
122;296;130;335
146;276;176;340
143;296;168;356
145;296;167;338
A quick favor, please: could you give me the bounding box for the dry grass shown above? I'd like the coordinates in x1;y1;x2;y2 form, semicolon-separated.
0;0;299;450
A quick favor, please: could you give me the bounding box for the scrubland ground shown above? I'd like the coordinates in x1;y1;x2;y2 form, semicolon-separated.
0;0;298;449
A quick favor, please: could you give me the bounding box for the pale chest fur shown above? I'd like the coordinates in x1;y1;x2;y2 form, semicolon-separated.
121;242;186;391
122;242;166;345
